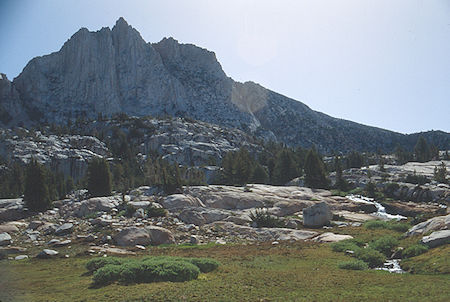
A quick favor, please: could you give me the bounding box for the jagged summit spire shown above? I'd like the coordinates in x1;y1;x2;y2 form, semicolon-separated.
114;17;129;30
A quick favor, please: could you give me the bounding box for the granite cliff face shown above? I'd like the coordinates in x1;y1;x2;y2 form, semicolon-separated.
0;18;449;152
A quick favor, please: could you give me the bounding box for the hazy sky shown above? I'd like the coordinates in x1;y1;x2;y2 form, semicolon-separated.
1;0;449;134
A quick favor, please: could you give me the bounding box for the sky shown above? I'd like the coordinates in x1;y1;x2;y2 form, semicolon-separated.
0;0;449;134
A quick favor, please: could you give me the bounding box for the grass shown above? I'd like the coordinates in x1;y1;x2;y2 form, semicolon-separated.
338;260;368;270
1;242;449;301
402;245;450;274
364;220;411;233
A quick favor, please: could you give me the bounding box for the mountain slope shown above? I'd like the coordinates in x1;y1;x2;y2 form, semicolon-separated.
0;18;448;152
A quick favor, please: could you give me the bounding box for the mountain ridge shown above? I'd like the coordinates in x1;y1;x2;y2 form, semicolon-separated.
0;17;448;152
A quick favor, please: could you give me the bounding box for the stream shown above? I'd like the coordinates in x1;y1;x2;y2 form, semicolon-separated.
346;194;407;273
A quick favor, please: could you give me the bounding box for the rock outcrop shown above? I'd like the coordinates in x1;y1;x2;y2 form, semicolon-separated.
420;230;450;248
406;214;450;237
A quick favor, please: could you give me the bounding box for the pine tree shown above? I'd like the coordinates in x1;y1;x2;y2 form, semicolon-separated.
304;148;329;189
434;162;447;184
251;163;269;184
334;156;349;191
87;157;112;197
24;159;51;212
414;136;431;163
272;149;299;185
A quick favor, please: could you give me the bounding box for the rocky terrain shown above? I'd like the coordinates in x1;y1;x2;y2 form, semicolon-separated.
1;180;448;261
0;116;260;181
0;18;448;152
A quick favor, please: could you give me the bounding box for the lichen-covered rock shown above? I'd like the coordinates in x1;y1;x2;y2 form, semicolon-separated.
312;232;353;243
303;202;332;228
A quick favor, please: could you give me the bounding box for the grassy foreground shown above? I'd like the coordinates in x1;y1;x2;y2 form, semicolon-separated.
0;242;449;302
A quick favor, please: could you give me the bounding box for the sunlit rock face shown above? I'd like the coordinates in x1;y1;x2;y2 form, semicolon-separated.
1;18;449;152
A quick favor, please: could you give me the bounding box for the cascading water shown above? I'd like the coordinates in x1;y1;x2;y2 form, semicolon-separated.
346;194;407;273
346;195;406;220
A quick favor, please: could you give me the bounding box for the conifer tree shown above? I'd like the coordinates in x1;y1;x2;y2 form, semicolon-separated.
414;136;431;163
87;157;112;197
304;148;329;189
24;159;51;212
251;163;269;184
272;149;299;185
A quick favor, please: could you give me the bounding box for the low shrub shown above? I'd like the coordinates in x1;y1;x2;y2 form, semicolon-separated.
89;256;219;286
369;235;399;257
364;220;388;229
146;205;167;218
92;259;200;285
402;244;429;258
249;208;285;228
338;260;368;270
86;257;126;273
364;220;410;233
355;248;386;268
331;239;364;253
92;264;122;285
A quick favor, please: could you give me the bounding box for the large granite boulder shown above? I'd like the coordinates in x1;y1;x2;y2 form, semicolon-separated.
160;194;204;209
303;202;332;228
0;199;27;222
420;230;450;248
72;196;119;217
406;214;450;237
178;208;230;226
0;232;12;246
113;226;174;246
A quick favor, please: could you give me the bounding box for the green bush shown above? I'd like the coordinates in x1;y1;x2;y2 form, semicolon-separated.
86;257;126;273
331;239;363;253
338;260;368;270
355;248;386;268
92;264;122;285
249;208;285;228
388;222;410;233
402;244;429;258
89;256;219;286
364;220;410;233
364;220;388;229
146;205;167;218
369;235;399;257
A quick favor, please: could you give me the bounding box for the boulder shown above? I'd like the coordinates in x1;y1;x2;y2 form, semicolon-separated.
15;255;28;260
420;230;450;248
146;226;175;245
178;208;230;226
113;226;174;246
54;223;73;235
36;249;59;259
312;232;353;243
0;232;12;246
160;194;204;209
113;227;151;246
0;198;27;222
303;202;332;227
72;196;119;217
406;214;450;237
0;223;20;233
